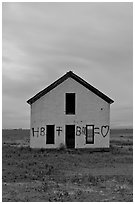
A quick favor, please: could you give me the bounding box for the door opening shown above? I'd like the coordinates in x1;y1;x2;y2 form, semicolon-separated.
65;125;75;148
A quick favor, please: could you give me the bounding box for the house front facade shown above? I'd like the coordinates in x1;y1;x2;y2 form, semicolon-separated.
27;71;114;149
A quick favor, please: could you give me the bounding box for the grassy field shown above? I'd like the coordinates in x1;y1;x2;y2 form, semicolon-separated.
2;128;133;202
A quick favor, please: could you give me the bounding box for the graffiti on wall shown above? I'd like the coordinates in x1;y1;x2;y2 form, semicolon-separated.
94;127;100;134
101;125;109;137
75;125;109;137
32;127;45;137
76;126;86;136
56;127;62;136
32;126;63;137
32;125;109;138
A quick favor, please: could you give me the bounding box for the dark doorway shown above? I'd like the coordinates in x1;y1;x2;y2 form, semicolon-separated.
65;125;75;148
46;125;55;144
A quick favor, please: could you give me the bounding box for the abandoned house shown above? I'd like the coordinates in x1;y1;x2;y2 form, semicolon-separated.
27;71;114;149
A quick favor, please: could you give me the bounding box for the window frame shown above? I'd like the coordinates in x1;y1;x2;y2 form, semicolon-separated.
65;93;76;115
86;125;94;144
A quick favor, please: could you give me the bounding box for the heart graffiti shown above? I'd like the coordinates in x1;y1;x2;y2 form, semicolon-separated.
101;125;109;137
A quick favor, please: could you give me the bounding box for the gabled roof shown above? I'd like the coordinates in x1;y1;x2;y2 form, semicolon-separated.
27;71;114;105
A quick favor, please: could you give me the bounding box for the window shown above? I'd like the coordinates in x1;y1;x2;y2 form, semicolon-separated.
86;125;94;144
65;93;75;114
46;125;55;144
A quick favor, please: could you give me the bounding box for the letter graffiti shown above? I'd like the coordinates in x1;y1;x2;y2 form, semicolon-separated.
40;127;45;136
76;126;82;136
32;127;39;137
32;127;45;137
56;127;62;136
82;127;86;135
101;125;109;137
76;126;86;136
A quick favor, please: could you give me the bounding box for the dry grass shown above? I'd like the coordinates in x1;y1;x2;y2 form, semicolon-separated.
2;128;133;201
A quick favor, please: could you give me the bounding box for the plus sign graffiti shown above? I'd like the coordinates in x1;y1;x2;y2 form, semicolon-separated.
56;127;62;136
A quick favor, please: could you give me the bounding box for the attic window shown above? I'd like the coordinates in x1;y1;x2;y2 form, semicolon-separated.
65;93;75;114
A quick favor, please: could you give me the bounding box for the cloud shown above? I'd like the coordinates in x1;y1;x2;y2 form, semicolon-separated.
2;2;133;128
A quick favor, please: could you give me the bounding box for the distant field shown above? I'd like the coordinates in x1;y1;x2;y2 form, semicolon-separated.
2;129;30;146
111;128;133;135
2;128;133;147
2;128;133;202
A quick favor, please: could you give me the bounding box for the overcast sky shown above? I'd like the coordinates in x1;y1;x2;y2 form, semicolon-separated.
2;2;133;129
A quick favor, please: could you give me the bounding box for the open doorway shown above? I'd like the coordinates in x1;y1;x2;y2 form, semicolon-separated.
65;125;75;148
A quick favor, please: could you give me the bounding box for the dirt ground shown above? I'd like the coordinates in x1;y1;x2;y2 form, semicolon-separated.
2;129;133;202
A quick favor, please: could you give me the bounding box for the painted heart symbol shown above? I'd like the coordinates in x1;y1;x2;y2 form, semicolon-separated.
101;125;109;137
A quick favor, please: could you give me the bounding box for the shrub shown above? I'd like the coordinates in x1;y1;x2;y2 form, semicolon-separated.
58;143;66;151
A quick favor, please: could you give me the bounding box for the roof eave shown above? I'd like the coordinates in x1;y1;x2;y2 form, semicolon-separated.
27;71;114;105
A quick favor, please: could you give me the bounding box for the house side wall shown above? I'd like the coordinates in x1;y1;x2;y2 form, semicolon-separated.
30;78;110;148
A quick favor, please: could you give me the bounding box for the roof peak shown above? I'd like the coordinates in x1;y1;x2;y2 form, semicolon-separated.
67;70;73;74
27;71;114;105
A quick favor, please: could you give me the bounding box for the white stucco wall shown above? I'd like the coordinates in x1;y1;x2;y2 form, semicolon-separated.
30;78;110;149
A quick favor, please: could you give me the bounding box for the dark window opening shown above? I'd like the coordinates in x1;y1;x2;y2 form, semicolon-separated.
86;125;94;144
65;93;75;114
46;125;55;144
